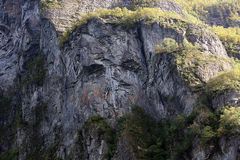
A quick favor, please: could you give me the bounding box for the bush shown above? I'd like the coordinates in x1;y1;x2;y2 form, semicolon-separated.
200;126;216;144
210;26;240;44
41;0;62;10
175;41;232;88
155;38;180;54
119;107;195;160
84;116;117;159
206;64;240;96
79;106;240;159
218;107;240;135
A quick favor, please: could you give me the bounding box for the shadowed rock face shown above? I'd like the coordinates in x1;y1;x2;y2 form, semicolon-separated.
0;0;41;93
0;0;239;160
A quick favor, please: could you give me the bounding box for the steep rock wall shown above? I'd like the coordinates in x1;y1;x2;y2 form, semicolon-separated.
0;0;239;159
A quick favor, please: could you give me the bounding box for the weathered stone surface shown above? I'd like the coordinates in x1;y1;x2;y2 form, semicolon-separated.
42;0;184;33
192;137;240;160
0;0;239;159
212;91;240;110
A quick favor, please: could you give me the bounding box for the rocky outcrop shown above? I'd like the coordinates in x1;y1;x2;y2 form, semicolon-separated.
212;91;240;110
42;0;184;33
204;3;240;27
192;137;240;160
0;0;239;159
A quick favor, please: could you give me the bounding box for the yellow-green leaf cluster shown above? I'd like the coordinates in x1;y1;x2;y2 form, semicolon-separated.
155;38;180;54
175;42;233;88
206;64;240;95
210;26;240;44
218;106;240;135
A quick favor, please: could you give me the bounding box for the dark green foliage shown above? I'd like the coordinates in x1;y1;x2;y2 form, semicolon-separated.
84;116;117;160
119;107;195;160
218;107;240;136
0;149;18;160
25;103;61;160
0;96;12;116
22;54;46;87
118;105;239;159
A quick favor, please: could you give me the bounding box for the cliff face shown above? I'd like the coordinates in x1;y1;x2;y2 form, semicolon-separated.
0;0;239;160
42;0;184;33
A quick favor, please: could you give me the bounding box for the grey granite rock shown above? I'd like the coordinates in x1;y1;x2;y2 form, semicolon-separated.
0;0;239;159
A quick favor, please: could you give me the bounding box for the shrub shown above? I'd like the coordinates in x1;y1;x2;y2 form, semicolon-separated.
40;0;62;10
119;107;195;160
218;106;240;135
210;26;240;45
206;64;240;96
173;0;240;20
175;41;232;88
79;106;240;159
155;38;180;54
200;126;216;144
84;116;117;159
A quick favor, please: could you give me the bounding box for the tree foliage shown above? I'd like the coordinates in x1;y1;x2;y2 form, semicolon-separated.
218;107;240;135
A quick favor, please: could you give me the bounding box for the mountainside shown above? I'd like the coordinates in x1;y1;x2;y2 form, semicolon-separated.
0;0;240;160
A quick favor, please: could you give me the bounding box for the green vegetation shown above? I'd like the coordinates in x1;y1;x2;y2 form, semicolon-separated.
163;40;233;89
115;105;240;159
206;64;240;96
155;38;180;54
218;106;240;135
40;0;62;10
174;0;239;12
83;116;117;159
119;107;195;159
210;26;240;56
187;106;219;145
211;26;240;44
59;7;201;46
0;149;18;160
22;55;46;87
114;105;240;159
55;0;239;47
171;0;240;24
